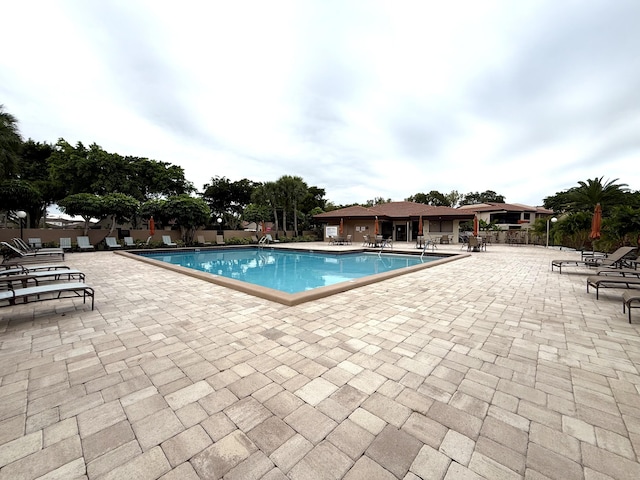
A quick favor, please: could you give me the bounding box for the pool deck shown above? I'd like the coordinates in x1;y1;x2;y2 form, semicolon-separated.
1;242;639;479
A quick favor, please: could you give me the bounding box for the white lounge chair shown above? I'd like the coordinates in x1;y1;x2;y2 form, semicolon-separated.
197;235;212;246
1;242;65;264
124;237;136;248
104;237;122;249
28;237;43;249
76;236;95;251
0;282;94;310
216;235;225;246
60;238;72;251
162;235;178;247
0;269;85;287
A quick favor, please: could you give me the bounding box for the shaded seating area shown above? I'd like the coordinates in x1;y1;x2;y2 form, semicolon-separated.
76;236;95;251
551;246;637;273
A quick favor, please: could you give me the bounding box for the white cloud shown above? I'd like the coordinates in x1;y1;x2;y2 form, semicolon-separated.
2;0;638;206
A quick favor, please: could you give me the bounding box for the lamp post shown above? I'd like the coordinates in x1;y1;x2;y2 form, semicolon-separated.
217;217;222;233
546;217;557;248
16;211;27;240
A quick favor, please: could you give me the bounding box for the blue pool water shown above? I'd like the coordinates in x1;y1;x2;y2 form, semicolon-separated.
140;248;439;294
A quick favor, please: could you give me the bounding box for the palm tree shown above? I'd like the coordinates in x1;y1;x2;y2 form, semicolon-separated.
252;182;280;235
566;177;629;213
0;105;22;180
278;175;308;237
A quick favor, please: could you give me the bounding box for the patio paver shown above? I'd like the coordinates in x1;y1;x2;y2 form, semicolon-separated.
1;243;640;479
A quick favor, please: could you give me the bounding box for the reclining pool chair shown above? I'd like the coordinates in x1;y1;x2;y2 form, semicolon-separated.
551;246;637;274
104;237;122;249
76;236;95;251
1;241;65;264
162;235;178;247
0;282;95;310
586;275;640;300
13;238;64;256
623;292;640;323
0;269;85;288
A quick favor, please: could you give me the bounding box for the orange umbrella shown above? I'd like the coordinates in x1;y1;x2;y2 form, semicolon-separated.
339;218;344;235
589;203;602;239
473;215;479;236
374;216;379;235
261;220;266;233
418;216;423;235
149;216;155;237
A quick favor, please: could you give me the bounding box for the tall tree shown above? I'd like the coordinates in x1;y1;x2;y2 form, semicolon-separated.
201;176;257;228
566;177;629;213
57;193;103;235
162;195;211;245
252;182;280;235
277;175;308;237
0;105;22;180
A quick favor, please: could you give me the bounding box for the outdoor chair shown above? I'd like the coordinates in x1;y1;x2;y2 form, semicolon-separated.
216;234;225;246
0;269;85;288
1;242;65;264
623;291;640;323
346;235;352;245
28;237;43;249
60;238;72;251
0;282;95;310
551;246;637;273
124;237;136;248
104;237;122;249
76;236;95;251
197;235;212;246
162;235;178;247
586;275;640;300
14;238;63;255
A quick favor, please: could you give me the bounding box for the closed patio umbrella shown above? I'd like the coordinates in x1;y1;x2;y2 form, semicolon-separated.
149;216;155;237
374;216;379;235
418;216;423;236
339;218;344;236
473;215;479;237
589;203;602;239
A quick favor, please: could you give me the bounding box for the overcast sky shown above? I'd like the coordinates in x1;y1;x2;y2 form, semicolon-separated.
2;0;638;207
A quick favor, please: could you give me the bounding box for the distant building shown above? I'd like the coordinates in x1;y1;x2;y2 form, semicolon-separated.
457;202;553;230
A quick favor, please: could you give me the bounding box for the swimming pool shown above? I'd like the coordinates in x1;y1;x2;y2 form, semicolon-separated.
121;246;464;305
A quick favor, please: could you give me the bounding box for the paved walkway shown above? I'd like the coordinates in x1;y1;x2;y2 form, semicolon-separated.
1;243;639;479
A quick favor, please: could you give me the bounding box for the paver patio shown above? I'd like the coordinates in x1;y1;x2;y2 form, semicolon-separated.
1;243;639;479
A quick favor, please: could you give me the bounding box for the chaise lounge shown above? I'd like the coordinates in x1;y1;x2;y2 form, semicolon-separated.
104;237;122;249
0;269;85;288
551;246;637;273
1;242;65;264
76;236;95;251
162;235;178;247
0;282;95;310
623;291;640;323
586;275;640;300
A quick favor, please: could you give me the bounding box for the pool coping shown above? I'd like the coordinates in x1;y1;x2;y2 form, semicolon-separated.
115;246;470;306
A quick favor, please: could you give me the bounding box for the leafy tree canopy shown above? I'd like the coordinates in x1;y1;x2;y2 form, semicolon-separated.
460;190;505;205
0;105;22;180
162;194;211;244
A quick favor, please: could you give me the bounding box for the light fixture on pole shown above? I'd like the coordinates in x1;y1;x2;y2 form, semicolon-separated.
546;217;557;248
217;217;222;233
16;211;27;240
